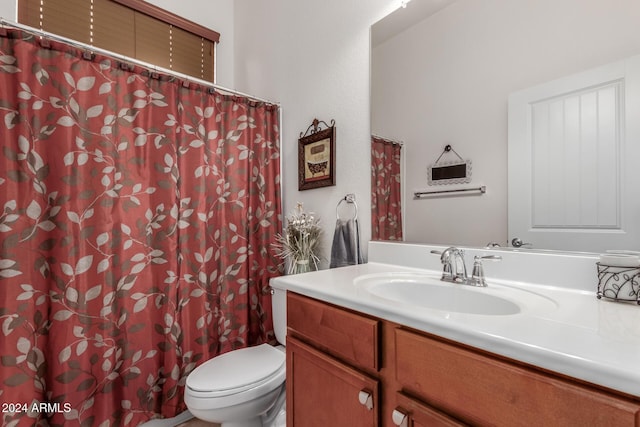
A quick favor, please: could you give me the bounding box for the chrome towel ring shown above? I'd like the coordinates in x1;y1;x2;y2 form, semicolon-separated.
336;194;358;221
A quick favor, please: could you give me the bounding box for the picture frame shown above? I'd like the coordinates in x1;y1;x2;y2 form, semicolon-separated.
298;119;336;190
427;144;472;185
427;159;472;185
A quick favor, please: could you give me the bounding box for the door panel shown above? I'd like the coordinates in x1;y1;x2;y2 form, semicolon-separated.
508;54;640;251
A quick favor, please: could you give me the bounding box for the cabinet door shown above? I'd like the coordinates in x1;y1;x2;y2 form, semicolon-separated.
286;336;379;427
395;328;640;426
391;392;467;427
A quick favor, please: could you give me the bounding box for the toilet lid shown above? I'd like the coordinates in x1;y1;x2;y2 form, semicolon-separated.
186;344;285;393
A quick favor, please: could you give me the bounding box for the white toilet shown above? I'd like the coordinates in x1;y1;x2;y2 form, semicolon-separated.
184;287;287;427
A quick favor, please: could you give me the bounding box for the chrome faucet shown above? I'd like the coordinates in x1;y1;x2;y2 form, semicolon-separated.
431;247;468;284
431;247;502;287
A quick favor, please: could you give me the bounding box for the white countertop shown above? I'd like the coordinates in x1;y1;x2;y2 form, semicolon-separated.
271;260;640;398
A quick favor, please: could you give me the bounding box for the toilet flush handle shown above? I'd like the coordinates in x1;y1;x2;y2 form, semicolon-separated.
358;389;374;410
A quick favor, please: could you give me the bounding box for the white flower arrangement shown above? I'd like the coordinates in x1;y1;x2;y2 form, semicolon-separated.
273;203;322;274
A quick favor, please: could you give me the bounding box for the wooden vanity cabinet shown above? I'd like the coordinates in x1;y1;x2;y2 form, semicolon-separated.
287;337;380;426
287;292;380;371
286;292;381;426
286;292;640;426
395;328;640;426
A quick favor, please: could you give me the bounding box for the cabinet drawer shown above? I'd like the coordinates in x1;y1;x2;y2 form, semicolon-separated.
393;392;466;427
395;328;640;426
287;336;379;427
287;292;380;371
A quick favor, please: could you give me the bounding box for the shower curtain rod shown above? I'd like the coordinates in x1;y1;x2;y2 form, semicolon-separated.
0;18;279;106
372;134;404;146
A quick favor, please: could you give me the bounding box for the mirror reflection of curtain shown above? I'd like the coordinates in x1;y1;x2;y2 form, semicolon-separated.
371;136;403;240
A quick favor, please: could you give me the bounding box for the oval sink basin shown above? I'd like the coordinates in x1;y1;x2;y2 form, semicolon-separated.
354;273;556;316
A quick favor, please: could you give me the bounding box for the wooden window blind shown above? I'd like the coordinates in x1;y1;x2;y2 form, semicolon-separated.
18;0;219;82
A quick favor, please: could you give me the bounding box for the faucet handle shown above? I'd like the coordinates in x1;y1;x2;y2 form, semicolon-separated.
478;255;502;261
430;249;455;281
469;255;502;287
430;248;451;264
430;249;447;265
431;247;463;259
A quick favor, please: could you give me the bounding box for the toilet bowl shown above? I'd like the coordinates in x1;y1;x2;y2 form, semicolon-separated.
184;287;287;427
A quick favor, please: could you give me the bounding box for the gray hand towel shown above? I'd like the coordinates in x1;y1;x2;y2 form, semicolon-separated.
330;218;363;268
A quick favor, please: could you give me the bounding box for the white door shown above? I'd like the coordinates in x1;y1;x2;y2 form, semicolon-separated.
508;54;640;252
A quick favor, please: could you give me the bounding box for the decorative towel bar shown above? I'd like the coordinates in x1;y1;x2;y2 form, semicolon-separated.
414;186;486;198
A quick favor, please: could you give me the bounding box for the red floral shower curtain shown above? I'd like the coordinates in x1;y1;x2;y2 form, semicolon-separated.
371;136;403;241
0;30;281;426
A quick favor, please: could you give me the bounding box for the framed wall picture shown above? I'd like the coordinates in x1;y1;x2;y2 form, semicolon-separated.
298;119;336;190
427;159;472;185
427;144;472;185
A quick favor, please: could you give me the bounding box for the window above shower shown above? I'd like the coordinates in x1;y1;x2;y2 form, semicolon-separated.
17;0;220;82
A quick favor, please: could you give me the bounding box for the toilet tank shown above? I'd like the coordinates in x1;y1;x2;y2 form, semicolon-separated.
271;287;287;345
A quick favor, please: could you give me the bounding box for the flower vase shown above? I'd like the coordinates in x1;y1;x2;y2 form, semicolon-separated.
293;259;311;274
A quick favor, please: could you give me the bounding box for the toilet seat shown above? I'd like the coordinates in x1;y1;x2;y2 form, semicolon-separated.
185;344;285;408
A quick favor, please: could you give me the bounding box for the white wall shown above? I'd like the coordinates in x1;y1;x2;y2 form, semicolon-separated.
372;0;640;247
0;2;17;20
233;0;399;266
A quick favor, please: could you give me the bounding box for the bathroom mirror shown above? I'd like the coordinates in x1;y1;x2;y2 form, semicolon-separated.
371;0;640;252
